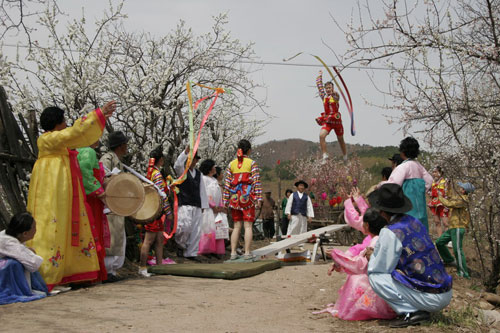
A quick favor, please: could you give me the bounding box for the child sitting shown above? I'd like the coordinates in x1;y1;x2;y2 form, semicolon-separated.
316;208;396;320
0;212;48;304
435;182;475;279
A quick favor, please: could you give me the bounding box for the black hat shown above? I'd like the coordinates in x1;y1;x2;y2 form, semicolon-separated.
294;180;309;188
108;131;129;149
368;183;413;214
388;153;403;165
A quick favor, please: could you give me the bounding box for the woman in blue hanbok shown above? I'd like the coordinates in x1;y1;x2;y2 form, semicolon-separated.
0;212;48;305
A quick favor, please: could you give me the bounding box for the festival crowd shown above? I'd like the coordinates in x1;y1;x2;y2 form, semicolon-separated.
0;93;475;329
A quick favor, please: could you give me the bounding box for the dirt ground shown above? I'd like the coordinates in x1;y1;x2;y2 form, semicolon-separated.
0;246;491;333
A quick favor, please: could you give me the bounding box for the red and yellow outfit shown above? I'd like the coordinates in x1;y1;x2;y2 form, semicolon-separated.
27;109;106;291
316;72;344;136
223;156;262;222
144;166;172;232
428;178;449;217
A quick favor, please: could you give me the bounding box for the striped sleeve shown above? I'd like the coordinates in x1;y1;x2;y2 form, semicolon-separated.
316;72;325;100
251;160;263;202
222;165;233;207
151;170;172;216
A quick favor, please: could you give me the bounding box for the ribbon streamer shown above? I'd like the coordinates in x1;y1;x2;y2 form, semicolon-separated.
163;81;226;241
312;55;355;136
283;53;355;136
333;66;355;136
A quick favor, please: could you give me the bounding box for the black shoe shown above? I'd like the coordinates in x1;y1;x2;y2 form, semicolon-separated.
389;311;430;328
176;248;184;258
104;274;119;283
185;256;202;263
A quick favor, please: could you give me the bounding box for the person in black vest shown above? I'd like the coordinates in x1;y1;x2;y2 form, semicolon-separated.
284;180;314;236
174;146;209;260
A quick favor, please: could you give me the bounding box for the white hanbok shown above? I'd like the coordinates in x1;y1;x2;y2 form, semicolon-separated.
0;230;43;289
174;151;208;257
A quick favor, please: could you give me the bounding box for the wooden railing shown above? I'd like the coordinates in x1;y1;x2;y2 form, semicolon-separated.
0;85;37;229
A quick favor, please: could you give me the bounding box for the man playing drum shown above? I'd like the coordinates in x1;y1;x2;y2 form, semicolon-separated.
100;131;129;282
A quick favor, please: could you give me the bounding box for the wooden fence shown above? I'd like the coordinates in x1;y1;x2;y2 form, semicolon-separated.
0;85;38;229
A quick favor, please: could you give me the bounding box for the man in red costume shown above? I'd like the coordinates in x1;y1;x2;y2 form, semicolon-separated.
316;70;347;163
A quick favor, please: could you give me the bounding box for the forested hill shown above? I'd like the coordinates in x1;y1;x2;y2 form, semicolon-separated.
254;138;398;168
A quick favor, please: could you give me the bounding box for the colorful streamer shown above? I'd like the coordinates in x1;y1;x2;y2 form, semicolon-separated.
283;53;355;136
312;55;355;136
163;81;226;240
333;66;355;136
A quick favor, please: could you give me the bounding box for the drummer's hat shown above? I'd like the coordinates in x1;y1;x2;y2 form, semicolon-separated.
108;131;129;149
294;180;308;188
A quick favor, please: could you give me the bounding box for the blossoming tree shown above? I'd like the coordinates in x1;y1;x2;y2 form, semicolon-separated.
1;3;266;172
336;0;500;289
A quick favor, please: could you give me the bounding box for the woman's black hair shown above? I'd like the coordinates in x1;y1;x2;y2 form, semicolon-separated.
199;159;216;176
149;145;164;163
40;106;65;131
399;137;420;159
214;166;222;179
6;212;34;238
363;207;387;236
381;167;392;180
434;166;443;175
285;189;293;195
238;139;252;154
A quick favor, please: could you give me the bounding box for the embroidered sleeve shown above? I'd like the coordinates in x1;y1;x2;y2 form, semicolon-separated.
151;171;172;216
251;160;263;202
316;72;325;100
439;192;467;209
222;166;233;207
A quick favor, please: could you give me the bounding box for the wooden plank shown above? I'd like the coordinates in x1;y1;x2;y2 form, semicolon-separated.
251;224;348;258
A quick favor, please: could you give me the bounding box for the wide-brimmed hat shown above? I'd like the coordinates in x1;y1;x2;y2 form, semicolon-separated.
294;180;309;188
108;131;129;149
368;183;412;214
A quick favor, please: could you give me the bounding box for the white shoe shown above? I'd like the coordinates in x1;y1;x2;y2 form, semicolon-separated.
139;268;152;277
447;241;453;248
321;153;329;165
343;155;348;162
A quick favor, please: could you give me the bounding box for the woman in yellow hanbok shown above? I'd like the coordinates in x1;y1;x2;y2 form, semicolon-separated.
27;102;115;290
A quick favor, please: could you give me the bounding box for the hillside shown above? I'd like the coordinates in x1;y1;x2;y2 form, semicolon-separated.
254;138;398;168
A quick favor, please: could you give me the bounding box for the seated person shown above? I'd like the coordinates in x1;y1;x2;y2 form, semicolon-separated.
367;184;452;328
317;208;396;321
0;212;48;305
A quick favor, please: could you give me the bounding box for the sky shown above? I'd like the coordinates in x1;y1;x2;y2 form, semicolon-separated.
3;0;414;147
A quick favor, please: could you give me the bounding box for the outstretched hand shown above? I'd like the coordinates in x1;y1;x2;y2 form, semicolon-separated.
102;101;117;119
351;187;361;200
327;262;341;276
